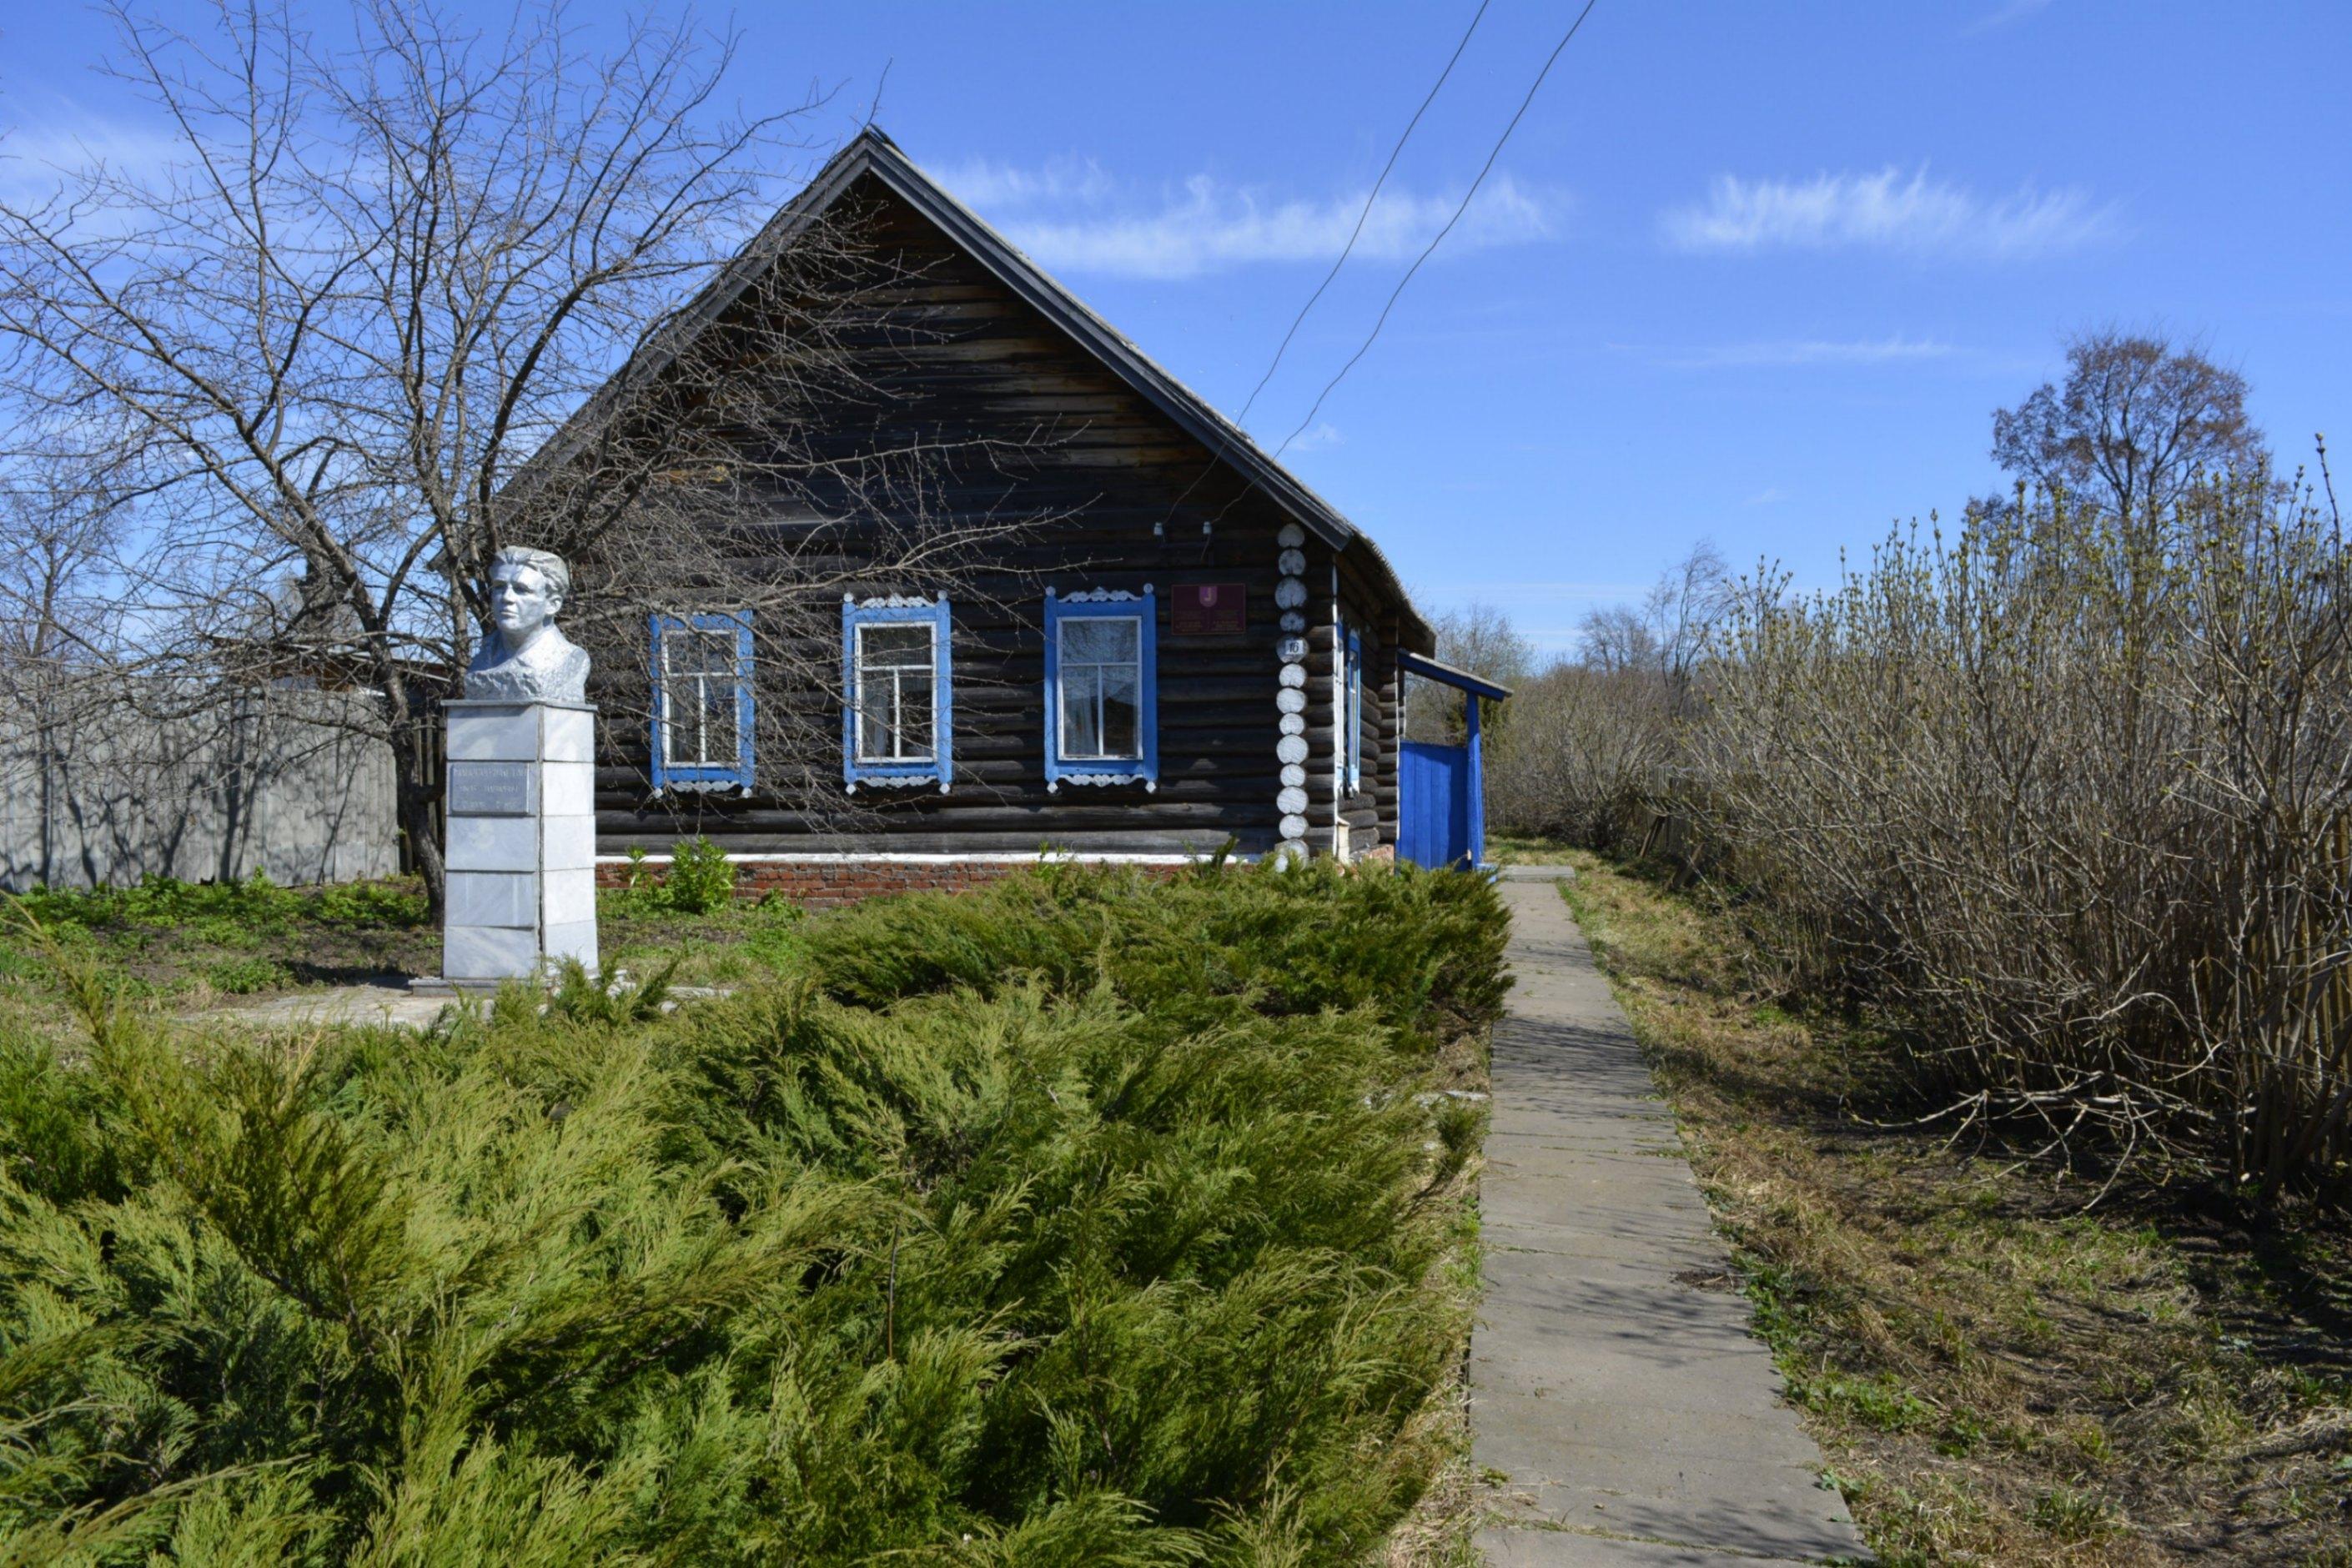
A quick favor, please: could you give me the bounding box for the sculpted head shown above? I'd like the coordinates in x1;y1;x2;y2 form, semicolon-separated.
488;546;570;646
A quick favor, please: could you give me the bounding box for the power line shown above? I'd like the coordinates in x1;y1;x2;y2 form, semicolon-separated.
1155;3;1495;539
1234;0;1491;428
1272;0;1600;460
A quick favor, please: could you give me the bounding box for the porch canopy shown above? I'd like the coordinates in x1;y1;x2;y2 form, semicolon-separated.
1396;651;1513;870
1398;651;1513;704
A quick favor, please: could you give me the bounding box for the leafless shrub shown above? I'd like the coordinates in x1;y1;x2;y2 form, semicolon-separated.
1686;464;2352;1203
1484;662;1674;845
1482;541;1730;847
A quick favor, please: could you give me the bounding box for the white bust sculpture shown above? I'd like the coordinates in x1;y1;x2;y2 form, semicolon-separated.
465;546;591;703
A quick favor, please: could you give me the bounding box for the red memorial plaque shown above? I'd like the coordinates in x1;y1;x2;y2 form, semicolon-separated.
1172;581;1246;636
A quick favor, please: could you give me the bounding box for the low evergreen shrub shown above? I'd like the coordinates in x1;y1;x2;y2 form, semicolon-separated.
803;857;1510;1050
0;862;1505;1563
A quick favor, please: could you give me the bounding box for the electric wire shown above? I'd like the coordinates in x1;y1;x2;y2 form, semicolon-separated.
1154;0;1494;537
1271;0;1601;461
1234;0;1491;428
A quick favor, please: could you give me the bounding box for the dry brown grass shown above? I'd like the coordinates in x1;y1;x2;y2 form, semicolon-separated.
1561;849;2352;1567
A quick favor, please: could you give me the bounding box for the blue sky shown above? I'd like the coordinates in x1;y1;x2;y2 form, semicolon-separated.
6;2;2347;651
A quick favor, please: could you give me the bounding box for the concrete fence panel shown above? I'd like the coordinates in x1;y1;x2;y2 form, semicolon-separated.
0;680;400;892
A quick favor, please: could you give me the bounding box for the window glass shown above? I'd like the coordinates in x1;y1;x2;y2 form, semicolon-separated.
1061;617;1138;663
854;621;937;762
1058;615;1142;760
661;626;742;767
1060;664;1102;756
1100;666;1140;757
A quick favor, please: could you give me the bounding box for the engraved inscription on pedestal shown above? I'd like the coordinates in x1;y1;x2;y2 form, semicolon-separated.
449;761;535;816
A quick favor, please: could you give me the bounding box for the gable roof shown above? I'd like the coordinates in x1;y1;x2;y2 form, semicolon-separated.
508;127;1431;651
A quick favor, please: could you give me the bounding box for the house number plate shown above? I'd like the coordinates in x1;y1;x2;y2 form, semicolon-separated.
1172;582;1246;636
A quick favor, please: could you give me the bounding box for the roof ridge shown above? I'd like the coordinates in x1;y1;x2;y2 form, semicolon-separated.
502;125;1431;648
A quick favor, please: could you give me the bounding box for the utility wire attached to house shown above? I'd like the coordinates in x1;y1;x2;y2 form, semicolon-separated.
1156;0;1492;539
1234;0;1492;428
1271;0;1601;461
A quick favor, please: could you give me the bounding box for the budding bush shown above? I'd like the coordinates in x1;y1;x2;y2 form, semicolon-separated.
1686;475;2352;1202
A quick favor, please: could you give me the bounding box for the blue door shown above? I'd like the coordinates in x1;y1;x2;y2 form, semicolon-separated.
1400;741;1472;868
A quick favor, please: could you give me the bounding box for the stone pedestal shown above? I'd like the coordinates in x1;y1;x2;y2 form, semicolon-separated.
430;699;598;985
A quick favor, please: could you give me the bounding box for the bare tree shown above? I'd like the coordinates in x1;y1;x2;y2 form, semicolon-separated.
0;469;123;669
1644;539;1731;686
1405;600;1535;741
1991;329;2269;525
1575;605;1659;676
1576;539;1730;698
0;2;1033;908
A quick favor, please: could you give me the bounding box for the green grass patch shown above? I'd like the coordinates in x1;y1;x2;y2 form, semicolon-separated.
0;858;1502;1563
0;873;437;1009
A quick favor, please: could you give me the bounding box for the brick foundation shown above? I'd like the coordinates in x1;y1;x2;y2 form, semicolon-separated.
596;857;1188;911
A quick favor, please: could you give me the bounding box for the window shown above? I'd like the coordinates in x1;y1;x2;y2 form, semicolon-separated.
1044;585;1157;792
1345;625;1364;794
650;611;753;792
857;625;935;761
1061;617;1141;758
842;592;952;792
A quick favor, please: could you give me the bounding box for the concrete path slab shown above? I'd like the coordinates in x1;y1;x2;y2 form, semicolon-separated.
191;978;729;1032
1475;880;1868;1565
195;980;465;1031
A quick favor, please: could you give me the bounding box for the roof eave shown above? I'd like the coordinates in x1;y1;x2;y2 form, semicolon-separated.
1399;649;1512;701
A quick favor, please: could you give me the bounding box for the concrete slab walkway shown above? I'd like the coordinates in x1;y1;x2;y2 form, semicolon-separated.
191;978;728;1032
1475;874;1868;1565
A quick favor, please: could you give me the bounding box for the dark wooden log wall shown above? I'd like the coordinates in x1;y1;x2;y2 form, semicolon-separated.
1336;547;1403;857
570;173;1411;859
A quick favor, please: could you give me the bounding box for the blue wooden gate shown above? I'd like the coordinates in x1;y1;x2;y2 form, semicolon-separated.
1400;741;1473;869
1395;648;1505;871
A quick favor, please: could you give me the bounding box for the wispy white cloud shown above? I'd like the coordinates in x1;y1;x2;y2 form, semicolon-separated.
1743;486;1789;506
1661;167;2118;260
1636;334;1959;369
1963;0;2056;35
931;155;1117;209
1424;580;1651;601
937;156;1565;279
1286;421;1344;452
0;111;188;203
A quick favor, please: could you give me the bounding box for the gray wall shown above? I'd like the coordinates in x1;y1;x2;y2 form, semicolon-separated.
0;680;400;891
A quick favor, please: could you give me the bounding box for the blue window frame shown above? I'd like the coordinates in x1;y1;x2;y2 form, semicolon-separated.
1345;625;1364;794
842;592;952;792
1043;585;1157;792
650;611;754;792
